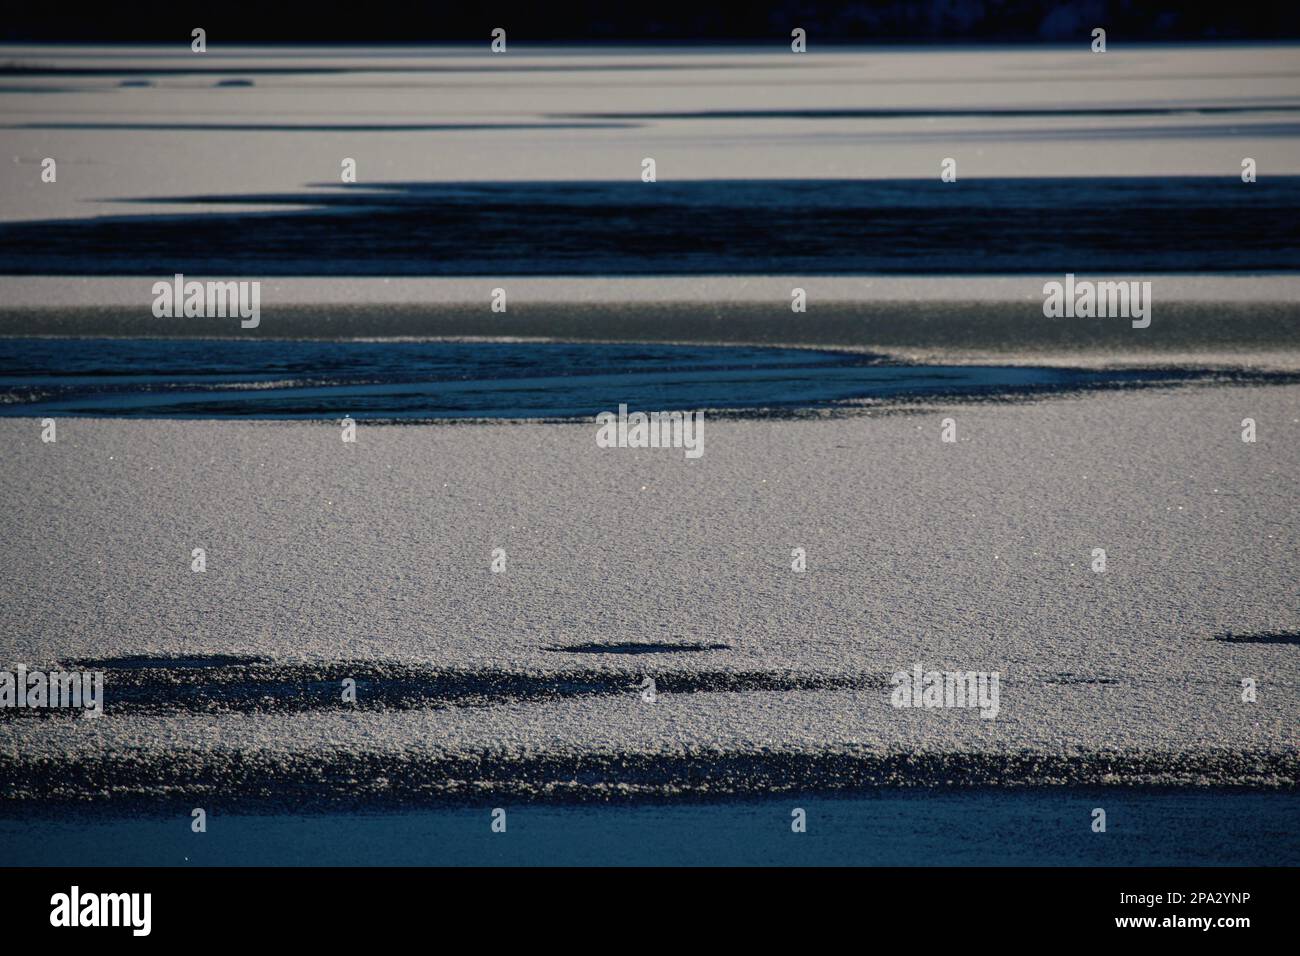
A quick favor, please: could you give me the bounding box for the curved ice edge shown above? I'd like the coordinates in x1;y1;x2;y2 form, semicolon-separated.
4;334;1300;419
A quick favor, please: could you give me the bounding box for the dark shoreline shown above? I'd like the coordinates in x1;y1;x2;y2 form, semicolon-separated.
3;748;1295;814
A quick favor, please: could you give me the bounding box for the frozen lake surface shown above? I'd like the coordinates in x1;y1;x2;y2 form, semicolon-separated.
1;45;1296;866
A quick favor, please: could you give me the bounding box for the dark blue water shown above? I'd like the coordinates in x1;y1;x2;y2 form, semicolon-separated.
1;177;1297;275
0;338;1202;419
3;791;1296;866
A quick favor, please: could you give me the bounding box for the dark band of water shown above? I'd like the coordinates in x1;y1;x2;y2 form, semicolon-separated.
0;338;1233;419
2;177;1297;275
5;792;1297;866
